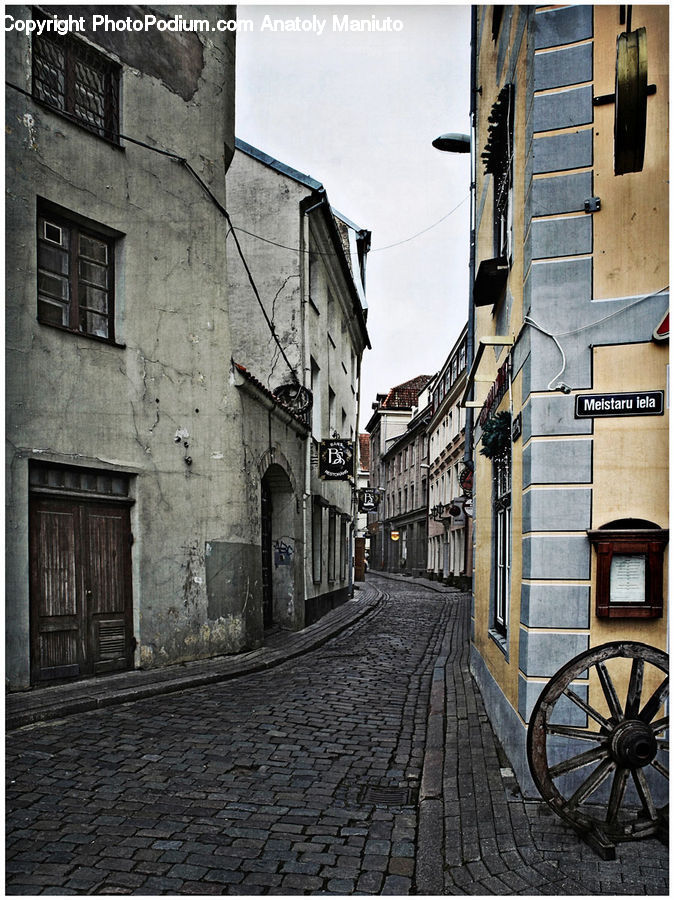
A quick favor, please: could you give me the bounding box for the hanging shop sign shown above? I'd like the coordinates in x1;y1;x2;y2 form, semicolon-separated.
319;439;354;480
459;464;473;496
478;357;510;427
358;488;380;513
575;391;664;419
390;531;400;542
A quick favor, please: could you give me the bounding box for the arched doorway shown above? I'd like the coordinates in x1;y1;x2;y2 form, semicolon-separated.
260;464;297;631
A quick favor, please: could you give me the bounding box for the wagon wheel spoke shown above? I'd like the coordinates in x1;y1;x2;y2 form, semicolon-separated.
606;766;629;824
549;746;608;779
564;758;615;811
639;676;669;723
650;758;668;780
563;687;611;729
625;657;644;718
546;724;605;743
654;738;669;750
632;768;658;820
596;662;623;720
650;716;669;735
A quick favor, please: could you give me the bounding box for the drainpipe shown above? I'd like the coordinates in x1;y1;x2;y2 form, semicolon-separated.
465;4;478;468
300;197;319;627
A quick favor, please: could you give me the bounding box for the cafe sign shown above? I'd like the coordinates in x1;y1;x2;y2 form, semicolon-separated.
575;390;664;418
319;439;354;480
358;488;380;512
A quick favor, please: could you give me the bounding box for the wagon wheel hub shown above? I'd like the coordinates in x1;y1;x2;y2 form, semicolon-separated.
609;719;658;768
527;641;669;856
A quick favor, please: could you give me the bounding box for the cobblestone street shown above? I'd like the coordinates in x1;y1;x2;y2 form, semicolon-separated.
7;580;448;895
6;576;669;895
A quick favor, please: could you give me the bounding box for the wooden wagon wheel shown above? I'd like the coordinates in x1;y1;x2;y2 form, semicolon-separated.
527;641;668;858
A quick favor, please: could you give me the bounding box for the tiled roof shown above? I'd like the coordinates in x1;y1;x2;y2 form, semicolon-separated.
359;434;370;470
380;375;433;410
231;362;308;428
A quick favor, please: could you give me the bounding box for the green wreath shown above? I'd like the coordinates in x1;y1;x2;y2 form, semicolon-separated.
479;410;511;460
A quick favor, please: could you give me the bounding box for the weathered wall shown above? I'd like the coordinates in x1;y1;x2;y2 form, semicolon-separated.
6;5;240;688
226;147;364;622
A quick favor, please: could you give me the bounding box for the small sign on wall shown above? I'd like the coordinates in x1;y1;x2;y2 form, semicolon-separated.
575;391;664;418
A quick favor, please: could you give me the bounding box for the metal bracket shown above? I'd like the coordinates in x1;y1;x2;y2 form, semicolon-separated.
593;83;657;106
584;197;601;213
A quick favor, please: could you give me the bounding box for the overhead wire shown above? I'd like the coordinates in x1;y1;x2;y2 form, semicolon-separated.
523;284;669;390
6;79;299;382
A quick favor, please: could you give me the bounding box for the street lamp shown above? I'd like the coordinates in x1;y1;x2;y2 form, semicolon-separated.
432;133;470;153
433;126;475;468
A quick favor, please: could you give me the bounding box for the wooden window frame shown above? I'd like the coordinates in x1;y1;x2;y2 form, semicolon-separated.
32;13;121;144
37;207;118;344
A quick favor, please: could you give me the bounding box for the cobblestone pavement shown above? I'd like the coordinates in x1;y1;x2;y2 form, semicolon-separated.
6;576;669;895
423;579;669;897
7;582;449;895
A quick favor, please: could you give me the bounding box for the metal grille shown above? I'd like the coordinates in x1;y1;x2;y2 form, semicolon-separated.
74;58;106;135
359;785;417;807
33;36;65;109
32;30;120;143
98;620;126;660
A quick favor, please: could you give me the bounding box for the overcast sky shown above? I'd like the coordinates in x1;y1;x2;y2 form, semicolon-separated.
235;4;471;417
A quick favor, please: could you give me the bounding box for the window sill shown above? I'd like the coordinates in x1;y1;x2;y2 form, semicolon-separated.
33;97;124;149
488;627;509;659
38;320;126;349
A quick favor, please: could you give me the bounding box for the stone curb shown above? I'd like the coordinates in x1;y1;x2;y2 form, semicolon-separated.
416;631;449;894
6;587;384;731
368;569;460;595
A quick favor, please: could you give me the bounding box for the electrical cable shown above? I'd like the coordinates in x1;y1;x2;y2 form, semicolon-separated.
9;77;468;257
523;284;669;390
7;79;299;383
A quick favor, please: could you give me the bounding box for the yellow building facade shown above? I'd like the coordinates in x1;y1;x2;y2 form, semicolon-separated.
467;5;668;806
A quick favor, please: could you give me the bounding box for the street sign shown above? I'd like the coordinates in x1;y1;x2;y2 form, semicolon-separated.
575;391;664;418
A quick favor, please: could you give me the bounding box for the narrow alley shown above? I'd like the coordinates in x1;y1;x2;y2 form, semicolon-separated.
6;576;667;895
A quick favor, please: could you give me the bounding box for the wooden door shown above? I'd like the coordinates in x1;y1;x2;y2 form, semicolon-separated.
30;496;133;684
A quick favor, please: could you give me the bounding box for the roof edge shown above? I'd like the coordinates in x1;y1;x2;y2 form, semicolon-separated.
235;137;323;193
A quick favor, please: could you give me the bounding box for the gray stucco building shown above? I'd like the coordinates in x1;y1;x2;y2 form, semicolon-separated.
6;5;238;690
226;139;371;628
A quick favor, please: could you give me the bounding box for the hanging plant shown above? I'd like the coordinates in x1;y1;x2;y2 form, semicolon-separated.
480;410;511;460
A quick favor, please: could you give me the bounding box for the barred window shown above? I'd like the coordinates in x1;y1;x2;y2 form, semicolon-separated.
32;21;120;143
37;209;116;342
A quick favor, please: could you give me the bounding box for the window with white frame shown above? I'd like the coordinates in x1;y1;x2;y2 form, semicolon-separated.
493;451;511;637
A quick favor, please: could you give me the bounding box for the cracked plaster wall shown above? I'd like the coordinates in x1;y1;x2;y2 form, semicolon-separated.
226;149;362;612
5;6;244;688
234;391;306;635
226;151;305;390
